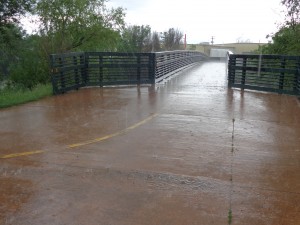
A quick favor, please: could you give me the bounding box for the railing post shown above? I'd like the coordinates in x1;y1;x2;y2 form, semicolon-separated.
228;55;236;87
298;70;300;96
82;53;88;86
73;56;79;89
279;57;286;93
295;58;300;96
149;53;156;84
296;69;300;95
58;56;66;93
137;54;141;85
99;55;103;87
49;54;58;95
241;57;247;87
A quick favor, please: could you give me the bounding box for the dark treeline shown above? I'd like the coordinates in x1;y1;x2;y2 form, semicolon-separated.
0;0;185;90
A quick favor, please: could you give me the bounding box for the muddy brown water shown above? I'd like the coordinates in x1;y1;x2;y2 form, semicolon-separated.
1;61;300;225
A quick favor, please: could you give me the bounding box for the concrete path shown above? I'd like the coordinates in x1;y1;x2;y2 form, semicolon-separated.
1;61;300;225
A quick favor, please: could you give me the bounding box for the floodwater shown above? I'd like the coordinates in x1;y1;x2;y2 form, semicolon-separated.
0;61;300;225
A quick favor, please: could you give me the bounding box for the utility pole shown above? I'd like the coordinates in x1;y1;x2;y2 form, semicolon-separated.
211;36;215;45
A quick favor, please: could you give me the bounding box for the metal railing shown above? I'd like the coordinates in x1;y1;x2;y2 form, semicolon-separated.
155;51;207;82
50;52;156;94
85;52;155;87
50;52;86;95
228;54;300;96
50;51;207;94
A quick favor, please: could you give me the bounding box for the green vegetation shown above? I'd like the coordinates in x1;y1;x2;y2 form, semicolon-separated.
261;24;300;54
1;0;126;108
35;0;125;54
261;0;300;55
3;0;297;108
0;0;35;25
228;209;232;224
0;83;52;108
119;25;153;52
118;25;184;52
0;0;186;109
162;28;184;51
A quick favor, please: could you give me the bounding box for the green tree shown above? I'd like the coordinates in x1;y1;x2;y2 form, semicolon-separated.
119;25;152;52
0;0;36;26
9;34;49;89
0;0;36;80
262;25;300;54
281;0;300;28
151;31;161;52
0;24;25;80
0;25;48;89
36;0;125;54
162;28;183;51
262;0;300;55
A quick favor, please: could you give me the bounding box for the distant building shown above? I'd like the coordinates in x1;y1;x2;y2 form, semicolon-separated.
210;48;232;58
199;42;210;45
188;43;266;56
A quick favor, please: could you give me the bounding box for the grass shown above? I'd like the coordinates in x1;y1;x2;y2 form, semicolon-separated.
228;209;233;224
0;83;53;108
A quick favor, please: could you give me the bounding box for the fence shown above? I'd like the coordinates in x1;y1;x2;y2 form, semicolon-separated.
50;51;207;94
50;52;156;94
228;54;300;96
155;51;207;82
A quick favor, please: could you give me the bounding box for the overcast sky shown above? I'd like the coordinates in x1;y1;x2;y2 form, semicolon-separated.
107;0;284;44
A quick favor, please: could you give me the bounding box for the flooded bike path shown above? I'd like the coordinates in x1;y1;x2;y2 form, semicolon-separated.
1;61;300;225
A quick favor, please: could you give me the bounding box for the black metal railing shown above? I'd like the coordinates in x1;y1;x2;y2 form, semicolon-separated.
228;54;300;96
50;51;207;94
155;51;207;82
50;52;86;94
50;52;156;94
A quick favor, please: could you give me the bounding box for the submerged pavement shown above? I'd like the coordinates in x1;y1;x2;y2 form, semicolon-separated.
1;61;300;225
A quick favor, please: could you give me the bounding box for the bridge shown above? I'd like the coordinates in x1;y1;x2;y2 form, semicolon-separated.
1;52;300;225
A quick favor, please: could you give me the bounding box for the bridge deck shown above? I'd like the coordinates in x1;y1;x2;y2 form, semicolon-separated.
1;61;300;225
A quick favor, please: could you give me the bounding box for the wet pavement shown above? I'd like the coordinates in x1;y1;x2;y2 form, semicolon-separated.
1;61;300;225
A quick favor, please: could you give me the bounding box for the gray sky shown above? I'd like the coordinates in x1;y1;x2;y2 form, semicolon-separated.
107;0;284;44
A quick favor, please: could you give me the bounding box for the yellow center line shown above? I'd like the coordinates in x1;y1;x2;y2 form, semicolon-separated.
68;113;158;149
0;113;159;159
0;150;45;159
